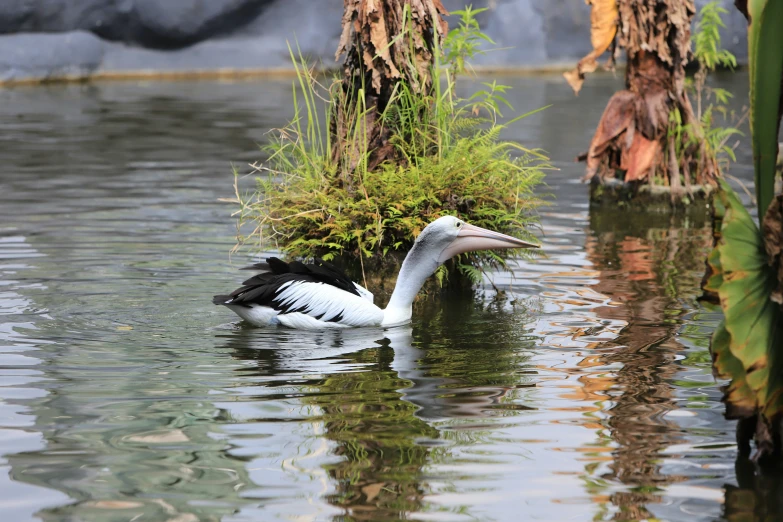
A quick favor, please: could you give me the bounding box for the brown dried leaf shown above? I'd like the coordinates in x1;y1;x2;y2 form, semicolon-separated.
577;0;704;190
366;0;401;87
564;0;619;94
563;69;586;95
362;482;385;502
590;0;619;51
617;0;694;70
337;0;447;95
336;1;357;60
585;90;636;179
85;501;144;510
637;87;670;140
762;194;783;304
622;132;660;182
332;0;448;179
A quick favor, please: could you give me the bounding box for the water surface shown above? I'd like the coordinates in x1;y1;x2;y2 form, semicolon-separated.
1;73;779;522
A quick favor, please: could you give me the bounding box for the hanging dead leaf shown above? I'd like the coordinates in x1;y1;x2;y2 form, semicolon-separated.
762;194;783;304
574;0;707;192
622;133;660;182
564;0;619;94
584;90;636;180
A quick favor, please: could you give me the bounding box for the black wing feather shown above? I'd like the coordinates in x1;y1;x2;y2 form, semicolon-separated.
239;261;271;272
213;257;362;315
239;271;276;287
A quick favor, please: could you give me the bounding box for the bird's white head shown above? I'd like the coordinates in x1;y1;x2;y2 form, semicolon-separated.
381;216;539;327
414;215;538;264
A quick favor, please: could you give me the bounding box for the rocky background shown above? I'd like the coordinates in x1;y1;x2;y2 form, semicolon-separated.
0;0;748;83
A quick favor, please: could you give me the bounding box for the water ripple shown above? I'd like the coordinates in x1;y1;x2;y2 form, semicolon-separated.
0;75;764;522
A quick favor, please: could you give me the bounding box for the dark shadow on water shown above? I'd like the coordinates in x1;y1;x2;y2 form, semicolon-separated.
723;458;783;521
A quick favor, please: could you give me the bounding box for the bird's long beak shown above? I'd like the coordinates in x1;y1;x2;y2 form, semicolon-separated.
438;223;539;263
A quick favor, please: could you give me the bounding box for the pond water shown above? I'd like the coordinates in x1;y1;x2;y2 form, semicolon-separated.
1;72;780;522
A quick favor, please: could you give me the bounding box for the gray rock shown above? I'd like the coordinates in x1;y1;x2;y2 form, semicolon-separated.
0;0;751;83
536;0;593;63
99;0;343;72
0;31;104;83
469;0;552;66
0;0;274;49
0;1;37;29
0;1;122;35
130;0;271;48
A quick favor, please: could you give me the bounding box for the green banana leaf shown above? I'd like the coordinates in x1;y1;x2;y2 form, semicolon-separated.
711;323;755;419
707;183;783;423
704;0;783;460
747;0;783;218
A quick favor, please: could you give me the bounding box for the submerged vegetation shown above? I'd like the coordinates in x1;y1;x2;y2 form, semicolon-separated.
567;0;741;203
702;0;783;466
230;4;547;284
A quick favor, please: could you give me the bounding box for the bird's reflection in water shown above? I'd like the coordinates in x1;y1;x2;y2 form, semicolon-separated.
394;296;537;422
224;324;436;519
225;294;536;520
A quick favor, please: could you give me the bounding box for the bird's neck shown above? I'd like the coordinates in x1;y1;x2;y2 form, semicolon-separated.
382;244;439;327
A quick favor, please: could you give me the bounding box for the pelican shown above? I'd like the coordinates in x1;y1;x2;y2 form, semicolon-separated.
213;216;538;329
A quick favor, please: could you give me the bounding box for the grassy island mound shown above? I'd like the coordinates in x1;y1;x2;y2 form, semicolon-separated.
230;6;548;285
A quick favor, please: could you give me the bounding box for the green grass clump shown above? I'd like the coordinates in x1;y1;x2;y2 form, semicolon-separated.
666;2;743;187
231;8;548;284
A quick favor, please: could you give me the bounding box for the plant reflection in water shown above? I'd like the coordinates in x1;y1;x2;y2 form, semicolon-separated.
226;296;537;520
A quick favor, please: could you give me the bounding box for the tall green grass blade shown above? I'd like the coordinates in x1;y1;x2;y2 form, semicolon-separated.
506;105;553;126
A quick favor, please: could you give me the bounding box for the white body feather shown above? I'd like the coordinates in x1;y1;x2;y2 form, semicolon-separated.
352;283;374;303
225;304;280;326
229;280;383;329
217;216;536;329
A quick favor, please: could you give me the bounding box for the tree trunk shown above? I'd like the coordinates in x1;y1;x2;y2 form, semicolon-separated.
568;0;718;189
332;0;448;189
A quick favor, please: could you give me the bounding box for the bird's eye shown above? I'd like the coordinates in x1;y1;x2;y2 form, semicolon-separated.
456;222;462;228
